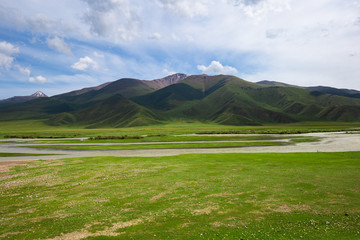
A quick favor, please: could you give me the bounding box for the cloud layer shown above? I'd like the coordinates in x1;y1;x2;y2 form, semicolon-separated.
29;75;47;83
72;56;98;71
0;0;360;98
47;37;72;55
82;0;141;41
0;41;19;69
198;61;238;75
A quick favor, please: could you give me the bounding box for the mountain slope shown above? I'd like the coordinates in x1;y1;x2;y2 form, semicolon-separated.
132;75;360;124
0;97;74;121
257;80;360;99
132;83;203;110
0;91;48;106
257;80;300;88
1;74;360;127
55;82;111;97
307;86;360;98
0;74;185;122
177;76;297;125
52;74;187;107
47;94;162;128
144;73;188;89
76;94;162;128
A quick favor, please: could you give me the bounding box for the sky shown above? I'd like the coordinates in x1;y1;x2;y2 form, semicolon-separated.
0;0;359;98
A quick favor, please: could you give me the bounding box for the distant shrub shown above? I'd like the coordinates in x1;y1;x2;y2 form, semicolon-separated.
89;135;144;140
4;135;64;139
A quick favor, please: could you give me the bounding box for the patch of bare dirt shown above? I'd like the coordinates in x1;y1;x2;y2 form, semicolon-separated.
193;205;219;215
206;192;243;198
0;172;27;181
47;219;143;240
272;204;311;213
0;232;22;238
150;182;185;202
0;172;61;188
150;191;168;202
0;178;32;188
274;205;292;213
0;161;32;173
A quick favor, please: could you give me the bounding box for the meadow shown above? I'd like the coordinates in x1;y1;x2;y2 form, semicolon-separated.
1;152;359;239
1;120;360;138
0;120;360;239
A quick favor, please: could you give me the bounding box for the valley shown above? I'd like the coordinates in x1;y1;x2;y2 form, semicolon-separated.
2;1;359;238
1;75;360;239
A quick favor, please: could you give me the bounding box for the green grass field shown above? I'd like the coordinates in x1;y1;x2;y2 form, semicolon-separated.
0;120;360;138
1;152;359;239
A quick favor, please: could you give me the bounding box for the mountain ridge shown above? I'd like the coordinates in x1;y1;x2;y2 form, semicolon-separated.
0;91;48;106
1;74;360;127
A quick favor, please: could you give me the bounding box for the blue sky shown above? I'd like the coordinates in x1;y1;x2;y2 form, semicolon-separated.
0;0;359;98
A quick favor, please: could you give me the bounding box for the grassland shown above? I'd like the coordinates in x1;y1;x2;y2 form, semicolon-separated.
1;121;359;239
0;120;360;139
1;152;359;239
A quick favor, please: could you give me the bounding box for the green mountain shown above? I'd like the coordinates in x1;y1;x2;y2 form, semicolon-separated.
307;86;360;99
47;94;161;128
0;91;48;107
1;74;359;127
258;80;360;99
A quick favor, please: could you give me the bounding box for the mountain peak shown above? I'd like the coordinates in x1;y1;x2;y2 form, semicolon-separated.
0;91;48;105
31;91;48;98
163;73;187;81
149;73;188;89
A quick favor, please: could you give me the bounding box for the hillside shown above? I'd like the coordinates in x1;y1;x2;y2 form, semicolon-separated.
47;94;161;128
0;91;48;106
1;74;360;127
258;80;360;99
307;86;360;99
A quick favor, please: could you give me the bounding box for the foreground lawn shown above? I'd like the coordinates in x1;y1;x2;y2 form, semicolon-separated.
1;152;359;239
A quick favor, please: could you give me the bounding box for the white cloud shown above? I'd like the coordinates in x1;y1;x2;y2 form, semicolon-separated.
29;75;47;83
1;0;360;93
156;0;210;18
93;51;104;58
163;69;176;76
71;56;98;71
0;53;15;70
265;28;286;39
46;36;72;55
0;5;78;36
15;65;31;76
230;0;290;19
27;14;58;34
171;33;179;41
0;41;19;70
0;41;19;56
82;0;141;41
197;61;238;75
148;32;162;40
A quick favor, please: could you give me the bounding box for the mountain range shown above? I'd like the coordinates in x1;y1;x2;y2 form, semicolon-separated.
0;73;360;127
0;91;48;106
